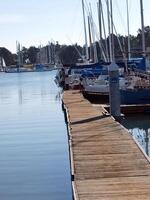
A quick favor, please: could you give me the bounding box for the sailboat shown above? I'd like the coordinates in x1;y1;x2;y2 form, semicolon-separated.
119;0;150;104
55;0;103;89
82;0;150;105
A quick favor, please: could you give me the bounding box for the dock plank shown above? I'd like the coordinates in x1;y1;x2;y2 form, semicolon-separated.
63;90;150;199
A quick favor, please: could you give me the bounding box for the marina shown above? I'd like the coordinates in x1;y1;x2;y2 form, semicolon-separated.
1;0;150;199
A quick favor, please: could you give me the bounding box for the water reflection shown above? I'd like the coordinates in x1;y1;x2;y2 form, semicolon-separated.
122;114;150;156
55;89;63;102
18;88;23;104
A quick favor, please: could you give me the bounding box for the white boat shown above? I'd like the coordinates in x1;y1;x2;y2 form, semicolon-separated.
82;74;147;97
83;75;126;93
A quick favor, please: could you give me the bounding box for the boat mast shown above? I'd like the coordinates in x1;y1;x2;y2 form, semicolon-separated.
98;0;102;42
97;0;108;62
110;0;114;61
106;0;112;62
16;41;21;72
39;44;41;64
101;1;109;62
89;3;98;63
97;0;102;60
81;0;89;62
126;0;131;60
53;41;56;64
48;42;51;65
88;16;93;61
140;0;146;56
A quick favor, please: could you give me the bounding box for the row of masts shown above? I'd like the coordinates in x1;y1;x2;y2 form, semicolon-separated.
38;42;56;65
16;41;56;67
81;0;146;64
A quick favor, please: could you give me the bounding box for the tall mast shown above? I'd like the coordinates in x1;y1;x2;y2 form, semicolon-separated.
53;41;56;64
140;0;146;56
16;41;21;71
97;0;102;60
126;0;131;59
39;44;41;64
82;0;89;61
89;3;98;63
106;0;112;62
88;16;93;61
110;0;114;61
98;0;102;41
48;42;51;64
101;1;109;62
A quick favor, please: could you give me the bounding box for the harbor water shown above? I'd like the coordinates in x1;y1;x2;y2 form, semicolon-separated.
122;114;150;156
0;71;72;200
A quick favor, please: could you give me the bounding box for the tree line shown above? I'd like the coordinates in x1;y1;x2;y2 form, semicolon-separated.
1;26;150;66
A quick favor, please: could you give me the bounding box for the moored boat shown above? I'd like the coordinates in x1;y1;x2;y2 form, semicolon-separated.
82;72;150;105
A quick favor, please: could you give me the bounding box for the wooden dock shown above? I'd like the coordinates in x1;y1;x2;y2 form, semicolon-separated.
63;90;150;200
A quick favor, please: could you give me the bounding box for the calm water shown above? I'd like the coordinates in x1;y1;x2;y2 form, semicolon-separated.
122;114;150;156
0;71;72;200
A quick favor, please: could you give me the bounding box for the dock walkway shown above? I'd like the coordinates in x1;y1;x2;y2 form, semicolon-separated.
63;90;150;200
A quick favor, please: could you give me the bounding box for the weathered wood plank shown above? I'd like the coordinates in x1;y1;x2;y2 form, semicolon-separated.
63;90;150;200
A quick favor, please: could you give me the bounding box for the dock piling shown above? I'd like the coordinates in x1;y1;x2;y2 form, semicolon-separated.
109;62;121;118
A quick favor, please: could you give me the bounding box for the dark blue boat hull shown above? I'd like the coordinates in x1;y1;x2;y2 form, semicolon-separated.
83;88;150;105
120;89;150;104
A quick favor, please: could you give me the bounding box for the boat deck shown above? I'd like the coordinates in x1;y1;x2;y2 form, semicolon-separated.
63;90;150;200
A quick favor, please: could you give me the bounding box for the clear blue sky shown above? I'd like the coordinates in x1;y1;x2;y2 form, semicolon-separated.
0;0;150;53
